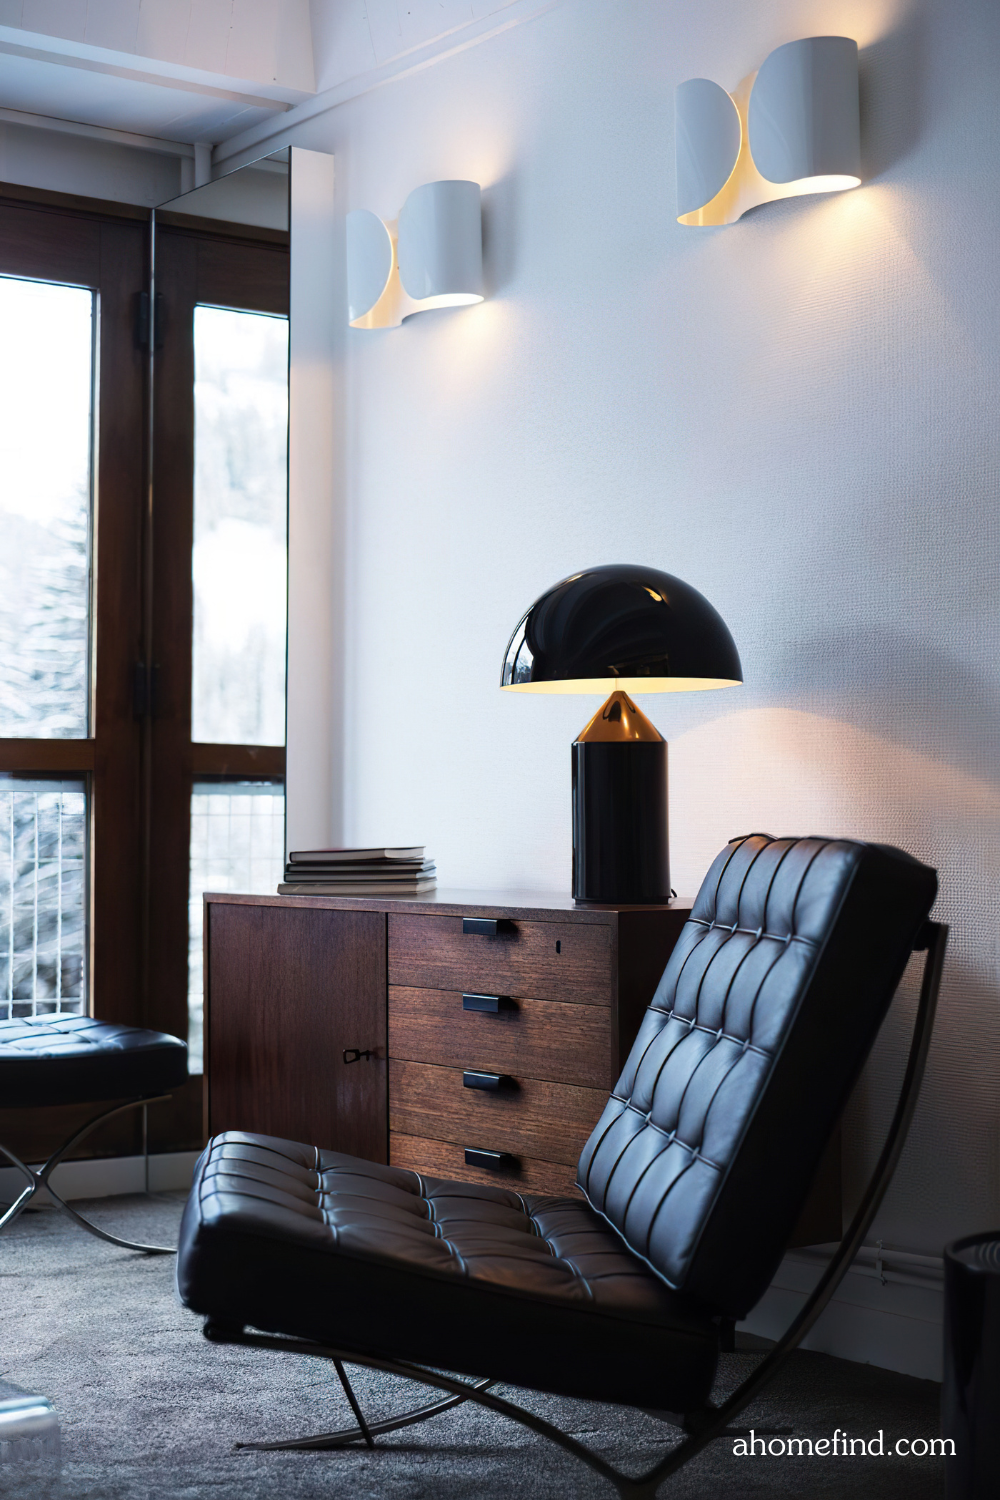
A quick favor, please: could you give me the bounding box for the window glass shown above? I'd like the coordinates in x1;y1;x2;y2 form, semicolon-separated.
0;276;93;738
0;776;87;1020
187;780;284;1071
191;306;288;746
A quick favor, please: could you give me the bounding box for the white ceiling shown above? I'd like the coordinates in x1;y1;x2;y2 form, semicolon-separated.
0;49;292;143
0;2;525;152
0;2;314;146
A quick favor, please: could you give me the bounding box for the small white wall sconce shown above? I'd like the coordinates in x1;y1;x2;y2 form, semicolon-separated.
676;36;861;226
347;180;484;328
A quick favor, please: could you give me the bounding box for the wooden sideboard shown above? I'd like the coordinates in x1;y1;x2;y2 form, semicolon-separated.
203;888;841;1240
203;889;690;1196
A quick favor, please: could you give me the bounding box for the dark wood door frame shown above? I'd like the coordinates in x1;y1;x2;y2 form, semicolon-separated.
0;193;289;1163
0;194;146;1162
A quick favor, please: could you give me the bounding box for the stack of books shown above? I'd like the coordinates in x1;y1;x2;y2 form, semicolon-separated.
278;847;436;897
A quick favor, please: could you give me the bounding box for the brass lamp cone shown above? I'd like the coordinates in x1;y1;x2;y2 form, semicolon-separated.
576;690;664;743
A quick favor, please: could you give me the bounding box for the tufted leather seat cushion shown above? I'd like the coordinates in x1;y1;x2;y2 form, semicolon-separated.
177;1132;720;1411
0;1016;188;1108
578;834;938;1320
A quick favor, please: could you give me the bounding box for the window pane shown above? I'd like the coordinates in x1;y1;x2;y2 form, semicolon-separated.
188;779;284;1072
0;277;93;738
0;777;88;1020
192;306;288;746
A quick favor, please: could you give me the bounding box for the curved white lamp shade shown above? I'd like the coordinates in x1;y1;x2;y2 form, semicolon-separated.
346;180;483;327
676;35;861;226
346;209;393;324
749;36;860;186
675;79;741;218
397;179;483;307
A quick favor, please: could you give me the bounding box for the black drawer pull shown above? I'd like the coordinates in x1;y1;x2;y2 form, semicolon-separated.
462;993;514;1013
463;1070;512;1092
465;1147;518;1172
343;1048;373;1064
462;917;513;937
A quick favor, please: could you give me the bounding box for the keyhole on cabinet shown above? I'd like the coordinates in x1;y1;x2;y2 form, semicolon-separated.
555;941;561;954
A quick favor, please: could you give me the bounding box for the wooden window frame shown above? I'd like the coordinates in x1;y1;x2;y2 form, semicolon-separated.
0;185;289;1162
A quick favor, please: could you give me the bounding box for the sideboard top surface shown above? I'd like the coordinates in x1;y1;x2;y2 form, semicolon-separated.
203;889;694;925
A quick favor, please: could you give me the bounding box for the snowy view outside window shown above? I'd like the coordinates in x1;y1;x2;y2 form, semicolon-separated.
0;276;93;1017
1;779;87;1020
187;305;289;1070
0;276;92;737
192;305;289;745
187;781;285;1071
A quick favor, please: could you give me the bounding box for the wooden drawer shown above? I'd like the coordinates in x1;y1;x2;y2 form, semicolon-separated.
390;1131;582;1197
388;913;610;1005
388;986;612;1090
389;1058;606;1167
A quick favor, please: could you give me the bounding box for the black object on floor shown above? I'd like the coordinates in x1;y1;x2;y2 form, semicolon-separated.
0;1191;946;1499
943;1232;1000;1498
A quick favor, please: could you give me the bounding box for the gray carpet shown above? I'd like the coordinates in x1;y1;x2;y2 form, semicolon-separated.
1;1192;945;1499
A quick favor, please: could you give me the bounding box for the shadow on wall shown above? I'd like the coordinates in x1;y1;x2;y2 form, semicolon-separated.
669;705;1000;892
859;6;926;183
768;630;1000;788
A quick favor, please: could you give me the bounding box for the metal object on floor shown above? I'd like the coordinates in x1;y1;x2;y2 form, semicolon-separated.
232;1374;499;1452
0;1381;61;1464
0;1092;176;1254
205;921;948;1500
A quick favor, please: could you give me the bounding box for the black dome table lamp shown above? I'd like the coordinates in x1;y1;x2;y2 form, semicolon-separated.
501;565;743;903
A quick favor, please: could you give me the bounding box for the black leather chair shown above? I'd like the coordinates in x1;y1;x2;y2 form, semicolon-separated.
176;835;947;1497
0;1015;188;1254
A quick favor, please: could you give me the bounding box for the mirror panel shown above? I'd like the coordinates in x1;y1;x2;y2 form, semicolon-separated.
156;149;289;231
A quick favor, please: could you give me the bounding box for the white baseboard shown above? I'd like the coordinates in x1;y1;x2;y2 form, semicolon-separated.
0;1150;200;1205
741;1249;945;1382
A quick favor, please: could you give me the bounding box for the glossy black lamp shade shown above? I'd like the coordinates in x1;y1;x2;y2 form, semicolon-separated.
500;565;743;693
501;565;742;904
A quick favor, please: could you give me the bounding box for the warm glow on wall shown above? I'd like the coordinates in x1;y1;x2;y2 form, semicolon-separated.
676;37;861;227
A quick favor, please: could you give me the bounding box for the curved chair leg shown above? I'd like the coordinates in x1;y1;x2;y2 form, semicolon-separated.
234;1376;498;1452
202;923;949;1500
0;1093;177;1255
0;1143;38;1232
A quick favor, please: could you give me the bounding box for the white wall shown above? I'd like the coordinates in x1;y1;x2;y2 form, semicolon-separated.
278;0;1000;1373
0;117;181;202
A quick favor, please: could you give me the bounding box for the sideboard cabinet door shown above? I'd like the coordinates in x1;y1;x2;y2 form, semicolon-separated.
205;903;387;1160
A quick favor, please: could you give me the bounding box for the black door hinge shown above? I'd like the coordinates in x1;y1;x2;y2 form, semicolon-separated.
135;291;165;351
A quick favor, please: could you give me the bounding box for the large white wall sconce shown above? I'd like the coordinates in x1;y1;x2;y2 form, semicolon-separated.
347;179;484;328
676;36;861;226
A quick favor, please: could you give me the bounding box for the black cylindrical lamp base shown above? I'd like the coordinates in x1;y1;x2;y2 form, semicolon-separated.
943;1233;1000;1498
572;740;669;904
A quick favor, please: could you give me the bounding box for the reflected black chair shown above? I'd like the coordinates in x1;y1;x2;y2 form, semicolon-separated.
176;835;946;1498
0;1015;188;1254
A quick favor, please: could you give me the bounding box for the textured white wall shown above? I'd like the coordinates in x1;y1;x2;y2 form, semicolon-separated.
282;0;999;1311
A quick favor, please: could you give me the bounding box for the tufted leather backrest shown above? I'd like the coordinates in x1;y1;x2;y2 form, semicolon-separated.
577;834;938;1319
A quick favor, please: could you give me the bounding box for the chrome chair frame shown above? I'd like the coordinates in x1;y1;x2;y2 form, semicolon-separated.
0;1092;176;1255
203;921;947;1499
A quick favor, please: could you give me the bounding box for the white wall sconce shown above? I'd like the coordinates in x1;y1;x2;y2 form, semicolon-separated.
676;36;861;226
347;179;484;328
